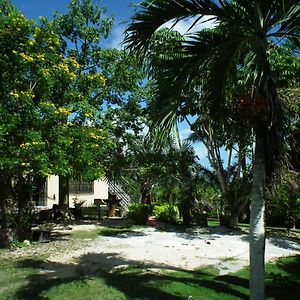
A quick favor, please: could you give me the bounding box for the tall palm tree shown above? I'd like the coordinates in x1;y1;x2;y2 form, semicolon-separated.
125;1;300;299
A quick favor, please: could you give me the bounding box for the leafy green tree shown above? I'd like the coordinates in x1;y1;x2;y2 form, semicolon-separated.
141;26;253;228
124;1;300;298
51;0;147;211
187;105;253;228
0;2;77;245
0;0;147;246
266;169;300;229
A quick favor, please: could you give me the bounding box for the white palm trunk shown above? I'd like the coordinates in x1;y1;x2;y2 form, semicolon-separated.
249;129;266;300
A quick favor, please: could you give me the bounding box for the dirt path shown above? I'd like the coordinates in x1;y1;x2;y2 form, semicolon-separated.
2;224;300;278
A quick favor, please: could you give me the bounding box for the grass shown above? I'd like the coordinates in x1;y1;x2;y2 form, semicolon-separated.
0;254;299;300
68;226;140;240
207;219;300;239
219;256;238;263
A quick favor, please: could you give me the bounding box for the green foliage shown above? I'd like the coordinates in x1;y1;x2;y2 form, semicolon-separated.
269;46;300;88
266;170;300;228
153;202;179;224
127;203;151;225
0;0;148;247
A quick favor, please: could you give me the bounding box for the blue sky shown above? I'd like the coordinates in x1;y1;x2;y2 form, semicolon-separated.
11;0;210;164
11;0;139;20
11;0;141;48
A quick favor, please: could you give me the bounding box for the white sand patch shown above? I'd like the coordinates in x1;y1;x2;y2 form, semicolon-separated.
45;226;300;276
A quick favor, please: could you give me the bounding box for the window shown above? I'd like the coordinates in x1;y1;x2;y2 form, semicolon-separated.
69;180;94;194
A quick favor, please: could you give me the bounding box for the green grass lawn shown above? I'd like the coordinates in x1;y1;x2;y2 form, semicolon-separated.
68;225;142;240
0;254;299;300
207;219;300;238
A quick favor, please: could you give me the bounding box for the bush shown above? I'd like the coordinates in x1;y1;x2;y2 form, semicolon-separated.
127;203;151;225
153;203;179;224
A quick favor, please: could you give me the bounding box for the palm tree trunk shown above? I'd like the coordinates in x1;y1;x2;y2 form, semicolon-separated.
249;128;266;300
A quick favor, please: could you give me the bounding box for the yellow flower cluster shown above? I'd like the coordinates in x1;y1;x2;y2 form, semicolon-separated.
41;68;50;76
9;91;19;98
57;63;77;80
21;162;30;167
41;101;55;108
66;57;80;69
87;73;107;86
55;107;71;116
69;72;76;80
84;112;93;118
19;52;34;62
20;141;44;148
36;54;45;61
9;90;33;99
57;63;70;72
20;143;30;148
90;132;104;141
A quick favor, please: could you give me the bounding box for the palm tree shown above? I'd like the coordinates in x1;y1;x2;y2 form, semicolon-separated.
124;1;300;299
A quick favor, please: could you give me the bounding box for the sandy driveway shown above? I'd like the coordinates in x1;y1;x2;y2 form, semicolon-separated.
41;224;300;277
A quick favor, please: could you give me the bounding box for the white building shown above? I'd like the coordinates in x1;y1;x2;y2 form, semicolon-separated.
41;176;108;208
37;176;130;211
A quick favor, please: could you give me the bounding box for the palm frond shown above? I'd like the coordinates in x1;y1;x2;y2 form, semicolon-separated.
124;0;222;53
150;28;247;127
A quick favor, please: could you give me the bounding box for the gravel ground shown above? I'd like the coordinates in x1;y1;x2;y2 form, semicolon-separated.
2;223;300;277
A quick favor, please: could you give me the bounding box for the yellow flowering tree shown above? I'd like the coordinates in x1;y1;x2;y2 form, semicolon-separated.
0;0;147;247
0;1;111;245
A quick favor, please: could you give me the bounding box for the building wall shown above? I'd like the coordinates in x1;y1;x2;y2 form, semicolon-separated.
46;175;59;208
46;176;108;208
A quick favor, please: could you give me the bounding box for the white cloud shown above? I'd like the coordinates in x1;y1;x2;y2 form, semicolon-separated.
106;24;126;49
160;15;217;35
105;15;217;49
180;127;193;140
194;142;208;160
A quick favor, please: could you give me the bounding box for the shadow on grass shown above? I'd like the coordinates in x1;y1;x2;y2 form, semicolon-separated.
265;255;300;300
218;255;300;300
13;252;250;300
5;231;297;299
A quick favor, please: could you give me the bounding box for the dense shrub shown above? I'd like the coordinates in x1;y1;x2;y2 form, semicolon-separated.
153;203;179;224
127;203;151;225
266;171;300;229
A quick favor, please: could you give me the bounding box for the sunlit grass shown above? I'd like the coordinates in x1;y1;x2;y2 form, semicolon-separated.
0;254;299;300
69;226;140;240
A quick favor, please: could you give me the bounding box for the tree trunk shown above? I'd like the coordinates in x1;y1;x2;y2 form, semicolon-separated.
0;197;14;248
108;195;118;217
228;213;239;229
0;173;14;248
141;179;151;205
249;129;266;300
180;196;193;226
59;175;69;213
16;176;33;241
228;196;249;229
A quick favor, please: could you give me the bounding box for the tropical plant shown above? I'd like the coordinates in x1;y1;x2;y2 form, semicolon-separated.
124;1;300;299
188;111;253;228
153;202;179;224
127;203;151;225
266;169;300;229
